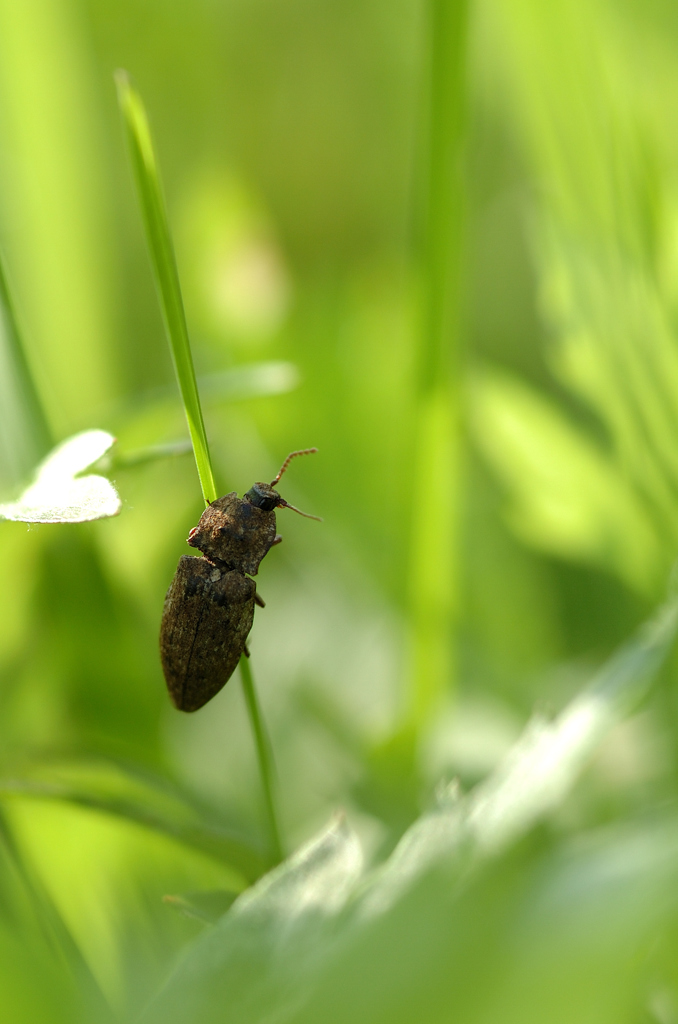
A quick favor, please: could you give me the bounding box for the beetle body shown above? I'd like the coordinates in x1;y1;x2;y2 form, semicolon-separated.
161;557;255;711
159;451;320;712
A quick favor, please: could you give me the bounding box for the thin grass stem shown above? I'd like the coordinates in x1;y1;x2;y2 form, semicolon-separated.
118;72;281;869
239;653;284;865
115;70;217;505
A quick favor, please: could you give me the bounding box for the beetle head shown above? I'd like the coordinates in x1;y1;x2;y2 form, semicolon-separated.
244;481;284;512
244;449;322;520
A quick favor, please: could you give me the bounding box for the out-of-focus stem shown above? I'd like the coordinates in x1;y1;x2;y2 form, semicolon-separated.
0;250;52;491
409;0;468;725
239;653;284;865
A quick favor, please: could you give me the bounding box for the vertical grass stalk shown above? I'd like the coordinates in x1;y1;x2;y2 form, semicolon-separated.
118;73;283;859
115;70;216;505
409;0;468;725
239;653;284;864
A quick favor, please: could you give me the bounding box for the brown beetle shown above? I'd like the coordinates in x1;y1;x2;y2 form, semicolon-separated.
160;449;320;712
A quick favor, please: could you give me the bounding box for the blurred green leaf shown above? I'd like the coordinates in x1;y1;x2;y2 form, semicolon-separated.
290;818;678;1024
482;0;678;595
198;361;300;402
541;227;678;551
110;439;193;471
367;594;678;912
162;890;239;924
0;430;121;523
470;368;663;593
141;815;362;1024
0;0;117;442
0;760;267;883
0;806;114;1023
111;360;301;457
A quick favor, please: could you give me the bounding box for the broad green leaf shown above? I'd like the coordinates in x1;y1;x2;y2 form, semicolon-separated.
139;597;677;1024
291;819;678;1024
141;815;362;1024
0;430;121;523
370;595;677;905
470;368;663;593
291;599;678;1024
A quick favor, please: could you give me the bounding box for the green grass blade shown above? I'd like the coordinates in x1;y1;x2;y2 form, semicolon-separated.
239;654;284;865
117;74;283;865
115;70;217;505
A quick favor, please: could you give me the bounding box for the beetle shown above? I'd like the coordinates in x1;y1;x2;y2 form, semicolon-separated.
160;449;321;712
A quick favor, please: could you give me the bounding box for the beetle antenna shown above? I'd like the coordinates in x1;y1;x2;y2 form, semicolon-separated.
277;499;323;521
271;448;318;486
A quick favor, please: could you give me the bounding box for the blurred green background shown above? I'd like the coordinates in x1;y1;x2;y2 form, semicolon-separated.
4;0;678;1020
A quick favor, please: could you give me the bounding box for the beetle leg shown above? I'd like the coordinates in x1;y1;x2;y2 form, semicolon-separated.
243;643;250;658
254;592;265;608
272;534;283;546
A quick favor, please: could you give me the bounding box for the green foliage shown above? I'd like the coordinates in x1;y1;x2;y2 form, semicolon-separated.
470;369;663;593
0;0;678;1021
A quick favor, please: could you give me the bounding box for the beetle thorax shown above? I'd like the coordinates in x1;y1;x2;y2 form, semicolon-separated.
187;491;277;576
